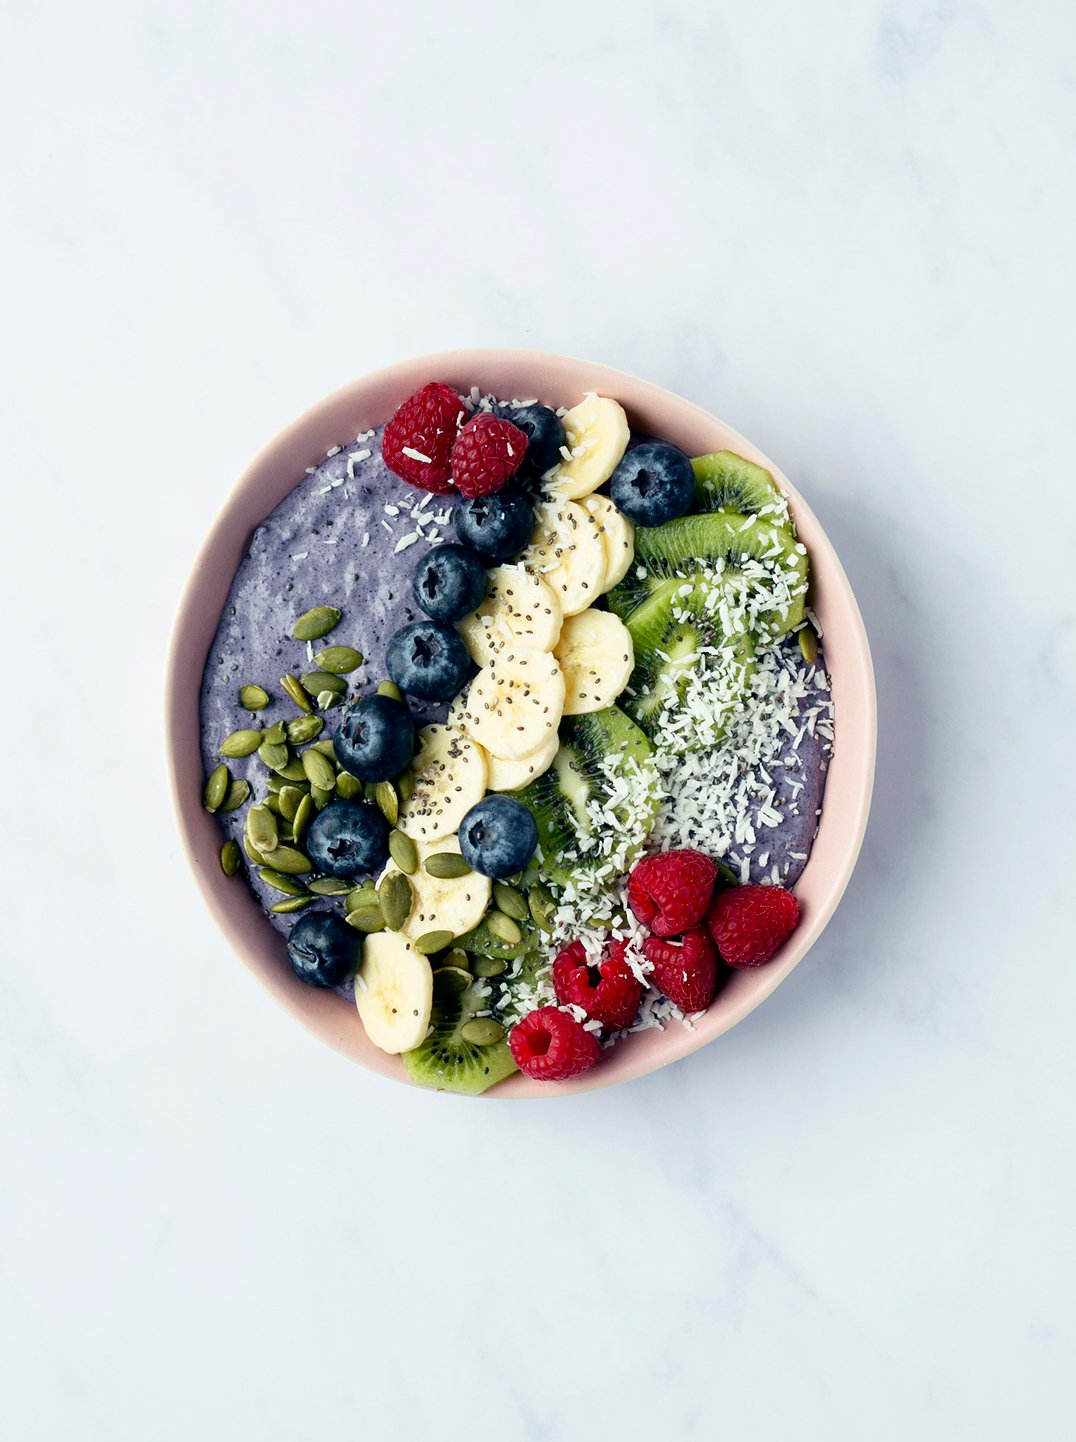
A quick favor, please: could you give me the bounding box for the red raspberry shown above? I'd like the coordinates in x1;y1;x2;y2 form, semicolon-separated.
644;927;720;1013
509;1006;601;1082
382;382;463;493
627;849;718;937
706;885;800;967
552;939;643;1031
450;413;528;498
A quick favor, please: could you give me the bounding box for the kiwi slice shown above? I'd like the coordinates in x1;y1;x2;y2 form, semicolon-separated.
691;450;783;514
403;968;518;1095
515;706;659;882
607;511;808;636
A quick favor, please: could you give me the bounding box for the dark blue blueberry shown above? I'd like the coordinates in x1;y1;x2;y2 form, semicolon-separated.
609;440;695;526
386;620;472;702
458;795;538;880
411;542;487;623
453;485;534;564
305;799;389;878
335;694;415;782
286;910;361;989
497;403;566;478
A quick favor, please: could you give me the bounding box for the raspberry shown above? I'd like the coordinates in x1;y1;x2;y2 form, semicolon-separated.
706;885;800;968
644;927;720;1013
450;413;528;499
627;849;717;937
509;1006;601;1082
382;382;462;493
552;939;643;1031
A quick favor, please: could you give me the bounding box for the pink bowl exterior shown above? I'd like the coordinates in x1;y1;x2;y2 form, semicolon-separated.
166;350;876;1098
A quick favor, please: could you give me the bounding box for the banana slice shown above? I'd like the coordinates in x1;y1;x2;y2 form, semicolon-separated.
397;724;488;842
485;726;561;792
456;565;562;665
465;647;565;760
546;394;630;499
392;834;492;942
355;931;434;1054
523;500;606;617
554;609;635;715
583;493;635;593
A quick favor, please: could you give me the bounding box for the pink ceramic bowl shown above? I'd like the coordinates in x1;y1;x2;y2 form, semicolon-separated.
167;350;876;1097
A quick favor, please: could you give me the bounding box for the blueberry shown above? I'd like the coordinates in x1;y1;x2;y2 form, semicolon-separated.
286;911;361;989
609;441;695;526
458;795;538;880
497;403;565;478
386;620;472;702
335;694;415;782
411;542;487;623
453;485;534;564
305;799;389;878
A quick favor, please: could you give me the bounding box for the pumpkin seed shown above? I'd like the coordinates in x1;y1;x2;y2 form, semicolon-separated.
219;728;261;758
388;830;418;875
319;689;342;710
239;684;270;711
346;885;380;912
472;955;507;978
274;756;307;781
492;881;529;921
219;778;250;812
364;782;379;803
281;672;313;714
258;868;308;896
267;772;308;795
293;605;341;642
204;763;229;812
345;907;385;933
424;851;471;879
335;771;363;799
286;715;323;746
271;895;315;913
278;786;303;822
301;670;347;698
257;739;290;772
377;679;403;702
311;785;334;810
220;839;241;876
312;645;363;674
244;834;268;865
264;793;283;815
379;871;413;931
307;875;353;896
798;626;819;665
432;965;471;994
292;794;315;842
485;910;521;945
396;765;414;806
262;720;286;745
301;748;336;791
276;820;294;843
414;930;454;956
460;1018;505;1047
246;804;278;854
374;780;399;826
528;883;556;931
445;948;471;972
266;844;310;875
715;859;740;889
310;738;337;759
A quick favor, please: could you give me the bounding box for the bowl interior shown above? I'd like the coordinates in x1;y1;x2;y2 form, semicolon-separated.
167;349;876;1097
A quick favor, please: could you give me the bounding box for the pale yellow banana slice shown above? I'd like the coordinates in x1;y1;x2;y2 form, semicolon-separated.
456;564;562;665
485;725;561;793
355;931;433;1054
465;647;565;760
393;834;491;941
583;493;635;592
554;609;635;715
546;394;630;499
397;723;488;842
523;500;606;617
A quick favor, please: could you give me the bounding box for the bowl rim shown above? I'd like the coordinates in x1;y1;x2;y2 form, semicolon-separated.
166;347;876;1098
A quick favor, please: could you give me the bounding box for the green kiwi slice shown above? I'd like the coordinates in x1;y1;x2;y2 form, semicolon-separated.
403;969;518;1095
691;450;783;514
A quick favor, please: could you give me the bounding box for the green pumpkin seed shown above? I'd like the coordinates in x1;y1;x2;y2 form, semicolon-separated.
219;778;250;812
528;883;556;931
414;930;454;956
715;859;740;889
258;739;290;772
377;679;403;702
311;785;334;810
276;821;294;843
798;626;819;665
220;839;242;876
460;1018;505;1047
265;844;310;875
271;896;315;913
472;955;507;978
345;907;385;933
258;868;308;896
293;605;341;642
292;794;315;842
492;881;529;921
312;645;363;674
432;965;471;994
285;715;324;746
219;728;262;758
268;772;308;795
374;780;399;826
379;871;413;932
204;763;229;812
246;804;278;854
301;670;347;698
273;756;307;782
281;672;313;714
310;738;337;759
301;748;336;791
485;910;521;945
239;684;270;711
262;720;286;745
396;765;414;806
277;786;303;822
264;793;283;815
346;885;380;913
244;834;268;866
335;771;363;799
445;948;471;973
364;782;379;803
388;830;418;875
424;851;471;879
307;875;353;896
319;690;342;710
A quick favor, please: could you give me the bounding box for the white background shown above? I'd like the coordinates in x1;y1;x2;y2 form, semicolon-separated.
2;3;1074;1439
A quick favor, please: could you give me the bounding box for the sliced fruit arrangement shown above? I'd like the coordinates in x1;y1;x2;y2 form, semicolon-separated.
522;498;607;617
544;394;629;499
397;724;487;841
554;609;635;716
456;564;562;665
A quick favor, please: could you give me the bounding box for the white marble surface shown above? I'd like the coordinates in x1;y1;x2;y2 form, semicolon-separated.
2;2;1074;1438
